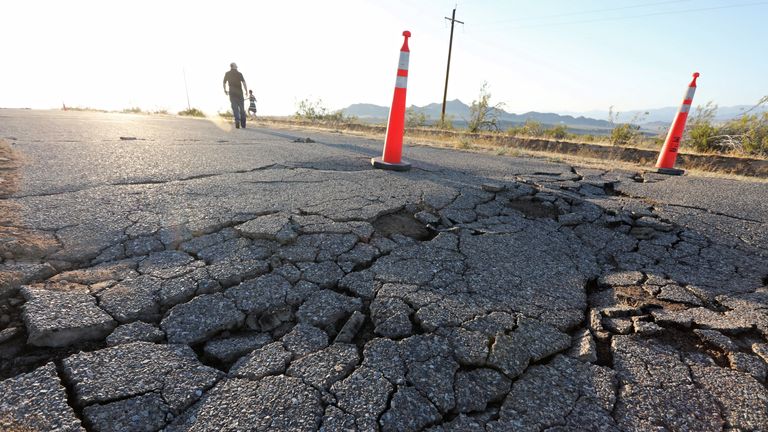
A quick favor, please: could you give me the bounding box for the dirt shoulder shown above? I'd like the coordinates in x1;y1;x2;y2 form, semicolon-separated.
0;139;64;266
0;139;20;197
258;118;768;179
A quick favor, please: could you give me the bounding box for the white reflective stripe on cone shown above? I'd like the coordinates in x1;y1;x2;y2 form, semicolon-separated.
680;103;692;113
398;52;410;70
685;87;696;100
395;76;408;89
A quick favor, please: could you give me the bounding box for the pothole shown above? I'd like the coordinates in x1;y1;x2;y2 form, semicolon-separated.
594;338;613;368
613;285;691;312
585;277;599;295
652;327;729;368
2;295;93;380
506;199;559;219
1;338;105;380
762;275;768;287
350;314;376;352
190;341;229;373
373;211;436;241
584;277;614;367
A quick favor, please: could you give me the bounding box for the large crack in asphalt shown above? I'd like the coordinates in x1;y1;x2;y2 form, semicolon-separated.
53;359;89;429
8;163;283;199
610;182;764;225
2;161;768;430
665;202;763;224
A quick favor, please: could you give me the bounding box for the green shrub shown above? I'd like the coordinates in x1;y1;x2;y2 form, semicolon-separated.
610;123;638;146
322;110;346;122
62;106;107;113
684;101;717;152
545;124;569;140
687;122;717;153
456;136;473;149
520;120;543;137
468;82;504;132
683;98;768;156
505;126;522;136
295;98;353;123
435;115;454;130
719;112;768;156
295;98;326;119
406;107;427;128
179;108;205;117
122;107;143;114
608;106;647;146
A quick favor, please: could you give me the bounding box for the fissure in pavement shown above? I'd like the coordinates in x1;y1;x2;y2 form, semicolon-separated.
2;149;768;430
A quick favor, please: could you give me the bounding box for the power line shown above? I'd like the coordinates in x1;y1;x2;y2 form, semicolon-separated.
486;0;693;24
441;7;464;125
494;1;768;30
182;68;191;111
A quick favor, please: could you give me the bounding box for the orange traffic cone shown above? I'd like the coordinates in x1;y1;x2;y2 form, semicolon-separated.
372;31;412;172
656;72;700;175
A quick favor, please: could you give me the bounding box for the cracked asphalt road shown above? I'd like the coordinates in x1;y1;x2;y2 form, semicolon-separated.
1;109;767;431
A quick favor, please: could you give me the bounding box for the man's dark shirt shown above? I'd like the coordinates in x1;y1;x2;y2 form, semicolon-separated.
224;70;245;96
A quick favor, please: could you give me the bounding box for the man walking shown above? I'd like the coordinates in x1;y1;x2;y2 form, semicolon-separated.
223;62;248;129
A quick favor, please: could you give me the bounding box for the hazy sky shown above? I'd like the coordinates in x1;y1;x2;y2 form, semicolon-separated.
2;0;767;116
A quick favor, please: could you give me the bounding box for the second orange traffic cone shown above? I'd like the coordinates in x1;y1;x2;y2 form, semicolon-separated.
656;72;700;175
372;31;412;172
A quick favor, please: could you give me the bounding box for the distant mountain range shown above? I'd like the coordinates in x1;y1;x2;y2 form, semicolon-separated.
343;99;767;133
343;100;613;131
563;105;768;124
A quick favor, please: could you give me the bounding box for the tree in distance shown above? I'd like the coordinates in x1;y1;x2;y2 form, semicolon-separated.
406;107;428;128
608;106;647;146
468;82;505;133
294;98;354;123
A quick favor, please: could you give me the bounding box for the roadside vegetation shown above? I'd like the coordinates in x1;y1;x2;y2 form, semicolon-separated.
467;82;504;132
178;108;205;117
406;107;428;128
434;115;454;130
294;98;356;123
62;106;169;116
607;107;648;146
60;106;108;113
286;89;768;159
684;97;768;157
120;107;170;115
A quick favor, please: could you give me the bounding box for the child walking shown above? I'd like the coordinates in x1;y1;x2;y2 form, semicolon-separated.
247;90;257;120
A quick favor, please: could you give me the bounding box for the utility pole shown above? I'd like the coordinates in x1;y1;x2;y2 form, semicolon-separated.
441;7;463;125
183;68;191;111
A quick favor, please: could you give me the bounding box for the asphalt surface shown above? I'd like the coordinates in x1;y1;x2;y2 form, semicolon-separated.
1;109;767;431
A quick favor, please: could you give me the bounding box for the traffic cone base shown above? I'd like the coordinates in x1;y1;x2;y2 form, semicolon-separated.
657;167;685;176
371;157;411;171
